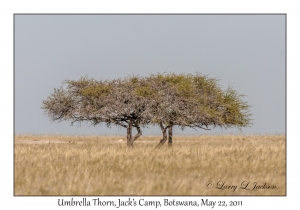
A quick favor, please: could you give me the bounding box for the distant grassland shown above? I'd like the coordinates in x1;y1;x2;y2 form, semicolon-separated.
14;134;285;195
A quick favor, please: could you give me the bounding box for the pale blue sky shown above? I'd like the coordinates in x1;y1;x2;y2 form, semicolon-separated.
15;14;285;135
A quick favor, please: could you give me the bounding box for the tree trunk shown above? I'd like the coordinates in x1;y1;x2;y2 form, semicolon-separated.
168;125;173;146
127;123;132;147
130;125;142;146
156;122;168;148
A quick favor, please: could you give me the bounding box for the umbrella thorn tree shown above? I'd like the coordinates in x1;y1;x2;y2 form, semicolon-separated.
42;76;152;147
140;73;251;147
42;73;252;147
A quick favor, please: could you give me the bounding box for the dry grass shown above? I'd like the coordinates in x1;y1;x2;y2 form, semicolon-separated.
14;134;286;195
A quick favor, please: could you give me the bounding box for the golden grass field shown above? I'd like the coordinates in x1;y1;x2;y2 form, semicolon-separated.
14;134;285;196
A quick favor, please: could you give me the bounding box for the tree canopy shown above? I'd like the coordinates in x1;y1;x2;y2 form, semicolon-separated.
42;73;251;147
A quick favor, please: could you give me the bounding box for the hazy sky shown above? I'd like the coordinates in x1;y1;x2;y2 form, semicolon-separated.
15;14;285;135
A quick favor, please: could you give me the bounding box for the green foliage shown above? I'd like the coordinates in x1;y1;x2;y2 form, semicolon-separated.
193;74;221;95
135;85;155;97
177;80;194;98
41;87;73;121
81;84;111;98
221;87;251;128
130;77;139;84
64;76;92;89
151;73;184;86
150;73;195;98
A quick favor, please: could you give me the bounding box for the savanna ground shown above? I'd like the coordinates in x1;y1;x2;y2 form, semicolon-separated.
14;134;285;195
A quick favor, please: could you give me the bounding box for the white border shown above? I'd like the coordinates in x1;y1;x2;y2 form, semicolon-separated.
2;0;297;209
